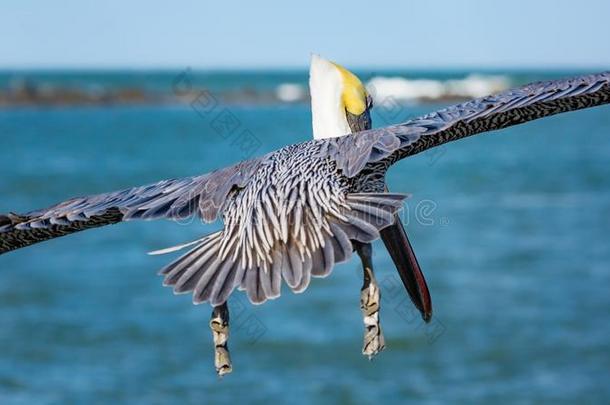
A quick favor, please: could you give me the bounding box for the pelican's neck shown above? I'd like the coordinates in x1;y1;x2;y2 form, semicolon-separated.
309;55;350;139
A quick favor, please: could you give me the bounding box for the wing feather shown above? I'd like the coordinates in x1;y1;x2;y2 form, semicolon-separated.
0;159;262;254
154;193;408;306
328;71;610;176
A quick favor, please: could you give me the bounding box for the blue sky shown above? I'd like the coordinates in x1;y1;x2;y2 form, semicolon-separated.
3;0;610;69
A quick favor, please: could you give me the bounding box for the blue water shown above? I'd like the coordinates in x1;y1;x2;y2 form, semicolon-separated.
1;71;609;404
1;68;600;95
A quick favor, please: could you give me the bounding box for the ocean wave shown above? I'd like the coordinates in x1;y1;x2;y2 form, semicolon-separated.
0;74;510;107
366;74;511;103
275;83;307;102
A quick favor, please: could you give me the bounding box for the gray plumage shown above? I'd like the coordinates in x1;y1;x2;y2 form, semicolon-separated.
1;71;609;306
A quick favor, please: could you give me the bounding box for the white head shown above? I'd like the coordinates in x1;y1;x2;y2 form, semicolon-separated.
309;54;373;139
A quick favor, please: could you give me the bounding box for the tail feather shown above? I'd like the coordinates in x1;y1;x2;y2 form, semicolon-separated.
267;251;283;297
259;261;276;299
209;259;242;306
311;240;334;277
327;222;353;263
192;258;225;304
152;192;410;307
346;202;394;228
148;237;206;256
294;253;312;293
282;245;304;289
339;214;380;242
168;249;218;292
245;266;266;304
159;232;222;294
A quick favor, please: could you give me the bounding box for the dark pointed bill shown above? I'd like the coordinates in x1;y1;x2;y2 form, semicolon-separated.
380;216;432;323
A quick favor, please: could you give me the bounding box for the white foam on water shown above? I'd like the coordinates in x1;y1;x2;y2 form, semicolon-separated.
366;74;510;103
275;83;306;102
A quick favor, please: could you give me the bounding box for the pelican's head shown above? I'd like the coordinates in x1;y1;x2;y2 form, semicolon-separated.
309;54;373;139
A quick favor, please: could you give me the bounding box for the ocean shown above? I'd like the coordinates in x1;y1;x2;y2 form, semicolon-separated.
0;69;609;404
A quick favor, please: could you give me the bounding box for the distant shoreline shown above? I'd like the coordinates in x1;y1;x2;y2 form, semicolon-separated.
6;69;596;108
0;80;477;108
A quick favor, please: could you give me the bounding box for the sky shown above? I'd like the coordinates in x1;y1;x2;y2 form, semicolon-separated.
3;0;610;69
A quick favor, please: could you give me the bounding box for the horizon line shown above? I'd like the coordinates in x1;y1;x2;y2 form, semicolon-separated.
1;64;609;73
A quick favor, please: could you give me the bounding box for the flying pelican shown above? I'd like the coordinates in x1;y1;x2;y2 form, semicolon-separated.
1;64;609;376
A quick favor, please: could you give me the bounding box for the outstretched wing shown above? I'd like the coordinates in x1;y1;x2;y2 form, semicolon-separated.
0;158;262;254
327;71;610;177
4;71;609;256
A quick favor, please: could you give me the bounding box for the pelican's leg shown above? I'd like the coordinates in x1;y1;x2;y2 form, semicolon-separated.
355;242;385;359
209;302;232;376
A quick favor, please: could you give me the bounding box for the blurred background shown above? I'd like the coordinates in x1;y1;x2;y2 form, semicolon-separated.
1;1;610;403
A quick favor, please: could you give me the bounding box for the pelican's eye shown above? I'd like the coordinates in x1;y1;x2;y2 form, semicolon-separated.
366;94;374;110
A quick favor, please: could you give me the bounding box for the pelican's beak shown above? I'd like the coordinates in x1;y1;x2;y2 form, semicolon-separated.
380;216;433;322
332;61;373;133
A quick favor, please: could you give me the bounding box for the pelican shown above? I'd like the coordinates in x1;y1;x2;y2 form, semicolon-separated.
1;62;609;376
